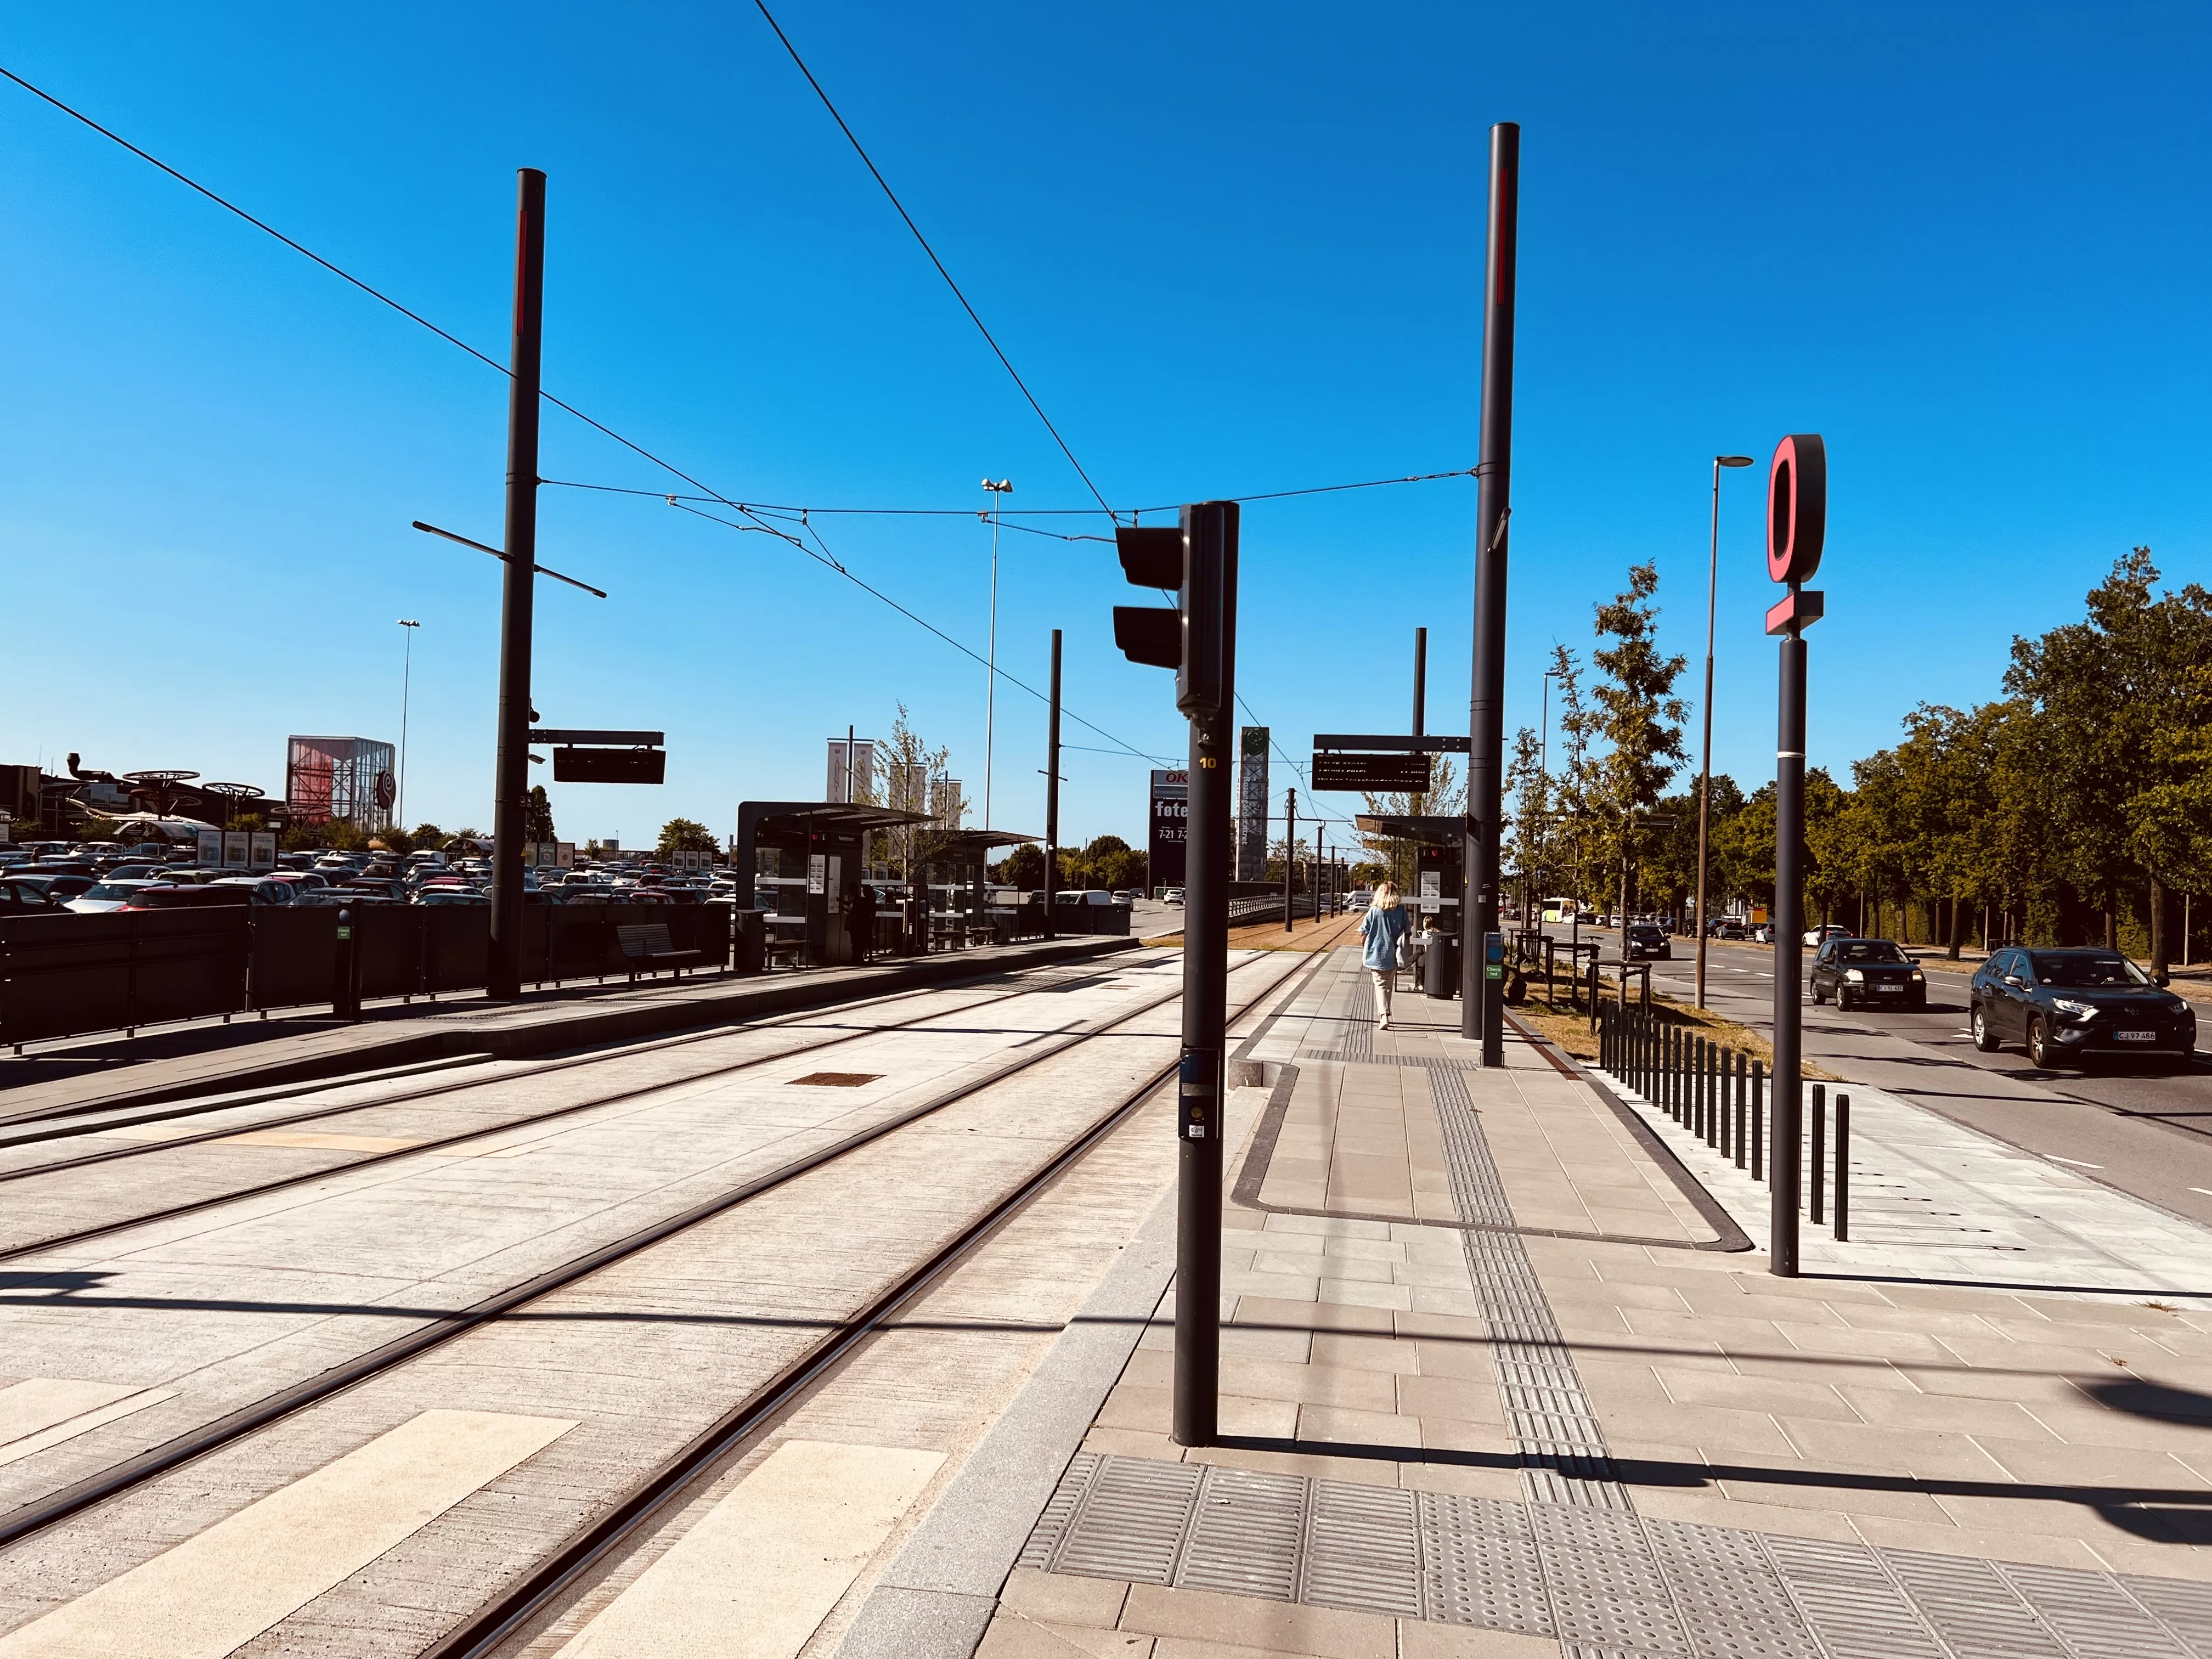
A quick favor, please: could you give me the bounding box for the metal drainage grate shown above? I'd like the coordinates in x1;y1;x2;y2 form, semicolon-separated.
786;1071;883;1087
1024;1453;2212;1658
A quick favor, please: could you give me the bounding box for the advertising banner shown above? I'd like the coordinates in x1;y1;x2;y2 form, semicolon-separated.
197;829;222;867
1235;727;1269;881
222;832;250;871
1148;769;1188;891
250;832;276;871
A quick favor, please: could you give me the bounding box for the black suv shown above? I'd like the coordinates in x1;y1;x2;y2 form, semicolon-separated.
1810;938;1926;1011
1971;946;2197;1069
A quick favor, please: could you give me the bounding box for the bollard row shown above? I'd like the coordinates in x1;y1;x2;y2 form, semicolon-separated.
1596;998;1847;1240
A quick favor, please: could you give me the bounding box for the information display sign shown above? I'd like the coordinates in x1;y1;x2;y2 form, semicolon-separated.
1312;752;1432;792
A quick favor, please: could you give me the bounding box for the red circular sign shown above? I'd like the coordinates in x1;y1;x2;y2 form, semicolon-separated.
1767;433;1826;585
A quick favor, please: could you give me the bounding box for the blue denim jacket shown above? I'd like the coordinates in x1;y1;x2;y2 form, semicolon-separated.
1359;904;1409;970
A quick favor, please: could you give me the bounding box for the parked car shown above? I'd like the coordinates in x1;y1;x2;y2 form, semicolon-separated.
1056;889;1117;906
328;878;408;905
68;878;162;914
1624;922;1671;961
1804;923;1852;947
415;888;489;906
0;878;66;914
211;876;297;905
1162;888;1186;907
1810;938;1925;1011
1970;946;2196;1069
8;872;98;905
121;884;252;910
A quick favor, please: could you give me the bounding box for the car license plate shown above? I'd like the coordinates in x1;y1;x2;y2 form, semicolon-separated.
1875;984;1901;994
2115;1030;2155;1042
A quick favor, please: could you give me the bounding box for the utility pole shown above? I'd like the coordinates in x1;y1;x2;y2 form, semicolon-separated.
1044;628;1062;938
397;619;420;831
1284;787;1297;933
1463;122;1520;1061
489;168;545;1003
981;478;1012;830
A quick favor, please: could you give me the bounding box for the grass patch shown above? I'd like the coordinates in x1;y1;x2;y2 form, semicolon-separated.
1509;986;1840;1081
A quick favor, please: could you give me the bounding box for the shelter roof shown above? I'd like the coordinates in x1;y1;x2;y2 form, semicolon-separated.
1353;814;1466;848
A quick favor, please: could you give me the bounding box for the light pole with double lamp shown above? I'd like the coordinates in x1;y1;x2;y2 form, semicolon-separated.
980;478;1012;830
397;619;420;831
1693;456;1756;1008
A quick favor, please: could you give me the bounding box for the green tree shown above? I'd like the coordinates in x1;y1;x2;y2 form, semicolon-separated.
2006;549;2212;967
657;817;716;857
1586;563;1688;923
991;843;1047;888
524;785;555;844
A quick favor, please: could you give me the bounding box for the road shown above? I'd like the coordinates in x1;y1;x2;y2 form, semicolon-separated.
1545;923;2212;1231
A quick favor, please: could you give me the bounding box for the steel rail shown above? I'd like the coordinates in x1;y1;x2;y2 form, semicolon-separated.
426;950;1303;1659
0;951;1289;1554
0;958;1148;1262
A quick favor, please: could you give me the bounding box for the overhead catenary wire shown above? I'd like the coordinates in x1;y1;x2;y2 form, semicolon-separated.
0;62;1176;766
747;0;1116;521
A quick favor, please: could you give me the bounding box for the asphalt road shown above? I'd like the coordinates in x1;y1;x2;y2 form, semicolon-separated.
1544;924;2212;1231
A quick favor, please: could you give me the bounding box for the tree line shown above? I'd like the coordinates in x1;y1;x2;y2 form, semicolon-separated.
1499;549;2210;973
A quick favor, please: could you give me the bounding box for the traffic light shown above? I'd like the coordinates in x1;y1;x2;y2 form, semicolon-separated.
1111;503;1237;723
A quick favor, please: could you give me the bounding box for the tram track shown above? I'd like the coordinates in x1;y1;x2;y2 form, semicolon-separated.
435;944;1331;1659
0;955;1153;1262
0;947;1299;1564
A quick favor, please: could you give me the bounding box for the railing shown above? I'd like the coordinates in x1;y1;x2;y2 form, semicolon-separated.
0;903;732;1049
1227;894;1318;927
1597;997;1850;1241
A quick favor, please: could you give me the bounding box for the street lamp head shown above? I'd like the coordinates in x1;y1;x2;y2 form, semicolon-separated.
980;478;1013;493
1718;455;1754;468
399;618;420;628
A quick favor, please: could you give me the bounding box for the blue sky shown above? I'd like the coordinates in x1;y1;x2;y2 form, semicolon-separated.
4;4;2205;850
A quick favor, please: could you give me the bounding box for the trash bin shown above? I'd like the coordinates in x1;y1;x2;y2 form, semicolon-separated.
1423;932;1457;998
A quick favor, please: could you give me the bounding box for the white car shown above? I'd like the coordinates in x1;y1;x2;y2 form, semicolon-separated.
67;878;160;914
1162;887;1186;907
1056;889;1116;906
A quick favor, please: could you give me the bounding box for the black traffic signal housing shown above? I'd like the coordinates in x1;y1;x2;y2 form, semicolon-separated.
1111;503;1237;723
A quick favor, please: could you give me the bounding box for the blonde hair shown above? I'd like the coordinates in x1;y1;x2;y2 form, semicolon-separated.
1371;882;1402;911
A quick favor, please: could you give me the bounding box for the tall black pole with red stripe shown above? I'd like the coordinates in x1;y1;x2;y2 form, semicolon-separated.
1463;122;1519;1062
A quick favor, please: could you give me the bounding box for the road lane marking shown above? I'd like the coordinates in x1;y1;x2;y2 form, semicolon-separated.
0;1379;175;1469
2190;1189;2212;1198
0;1407;575;1659
555;1438;945;1658
2047;1156;2104;1169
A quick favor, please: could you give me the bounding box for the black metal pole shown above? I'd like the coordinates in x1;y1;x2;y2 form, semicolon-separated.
1770;625;1807;1274
1284;788;1296;933
489;168;545;1002
1044;628;1061;938
1174;501;1237;1448
1463;122;1519;1060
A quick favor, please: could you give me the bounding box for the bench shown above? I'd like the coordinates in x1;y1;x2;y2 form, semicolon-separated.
615;922;706;981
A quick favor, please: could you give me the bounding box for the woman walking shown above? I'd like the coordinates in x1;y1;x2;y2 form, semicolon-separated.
1359;882;1411;1029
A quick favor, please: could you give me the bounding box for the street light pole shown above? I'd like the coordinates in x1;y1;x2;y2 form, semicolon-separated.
1694;455;1756;1009
397;619;420;831
980;478;1012;830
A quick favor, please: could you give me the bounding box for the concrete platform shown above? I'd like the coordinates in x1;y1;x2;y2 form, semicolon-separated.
840;946;2212;1658
0;934;1137;1127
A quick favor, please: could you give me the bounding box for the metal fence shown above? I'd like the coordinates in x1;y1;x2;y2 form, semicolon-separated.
0;904;730;1048
1597;998;1850;1240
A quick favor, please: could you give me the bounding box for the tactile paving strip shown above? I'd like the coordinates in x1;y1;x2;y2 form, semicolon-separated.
1024;1453;2212;1657
1426;1057;1632;1509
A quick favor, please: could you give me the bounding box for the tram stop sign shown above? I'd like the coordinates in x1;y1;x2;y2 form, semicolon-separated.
1764;433;1827;635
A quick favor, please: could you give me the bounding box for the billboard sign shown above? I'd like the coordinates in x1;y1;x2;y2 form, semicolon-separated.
1149;768;1188;890
250;832;277;871
222;832;251;870
197;829;222;867
1235;727;1269;881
